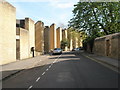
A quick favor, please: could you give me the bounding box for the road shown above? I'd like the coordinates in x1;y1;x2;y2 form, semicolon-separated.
2;51;119;88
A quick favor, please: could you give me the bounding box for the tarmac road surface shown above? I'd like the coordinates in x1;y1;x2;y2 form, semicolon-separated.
2;51;119;88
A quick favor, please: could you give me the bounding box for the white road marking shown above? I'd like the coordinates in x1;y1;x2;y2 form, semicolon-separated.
49;66;51;68
56;54;62;61
53;60;56;63
51;63;53;66
28;54;63;90
46;68;49;71
36;77;41;82
50;54;62;68
42;72;45;75
58;54;62;58
28;85;33;90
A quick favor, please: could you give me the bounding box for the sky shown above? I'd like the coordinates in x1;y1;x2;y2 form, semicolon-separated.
6;0;79;28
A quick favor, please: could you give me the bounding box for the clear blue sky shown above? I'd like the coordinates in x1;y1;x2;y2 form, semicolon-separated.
7;0;79;28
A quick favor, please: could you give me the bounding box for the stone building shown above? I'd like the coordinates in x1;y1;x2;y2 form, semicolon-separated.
49;23;57;50
62;29;68;51
67;30;73;50
93;33;120;60
44;26;50;53
16;18;35;59
75;37;78;48
69;38;73;50
25;18;35;57
78;37;83;48
0;0;16;65
67;29;83;51
16;27;29;60
35;21;44;55
56;27;62;48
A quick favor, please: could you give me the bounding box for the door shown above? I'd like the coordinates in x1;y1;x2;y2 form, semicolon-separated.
16;39;20;60
106;39;110;56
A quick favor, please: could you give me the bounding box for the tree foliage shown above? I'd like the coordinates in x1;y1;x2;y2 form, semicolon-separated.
69;2;120;36
67;27;87;41
68;2;120;52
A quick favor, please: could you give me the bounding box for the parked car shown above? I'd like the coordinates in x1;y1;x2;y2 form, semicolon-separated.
72;48;80;51
79;47;84;50
52;48;62;55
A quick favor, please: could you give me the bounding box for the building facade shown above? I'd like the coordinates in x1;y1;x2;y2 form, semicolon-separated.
25;18;35;57
62;29;68;51
44;26;50;53
35;21;44;55
49;23;57;50
16;28;29;60
16;18;35;59
56;27;62;48
0;1;16;65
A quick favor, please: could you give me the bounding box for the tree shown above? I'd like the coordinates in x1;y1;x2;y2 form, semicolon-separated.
61;39;69;50
68;2;120;52
68;2;120;36
67;27;87;48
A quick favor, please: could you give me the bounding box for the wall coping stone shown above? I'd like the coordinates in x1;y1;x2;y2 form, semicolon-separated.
95;32;120;41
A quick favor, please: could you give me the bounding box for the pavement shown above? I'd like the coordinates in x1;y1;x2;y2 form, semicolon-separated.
75;50;119;73
0;54;50;81
0;51;119;82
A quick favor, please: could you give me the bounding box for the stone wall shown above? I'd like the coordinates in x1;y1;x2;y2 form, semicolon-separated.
0;1;16;65
93;37;106;56
110;33;120;60
93;33;120;60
